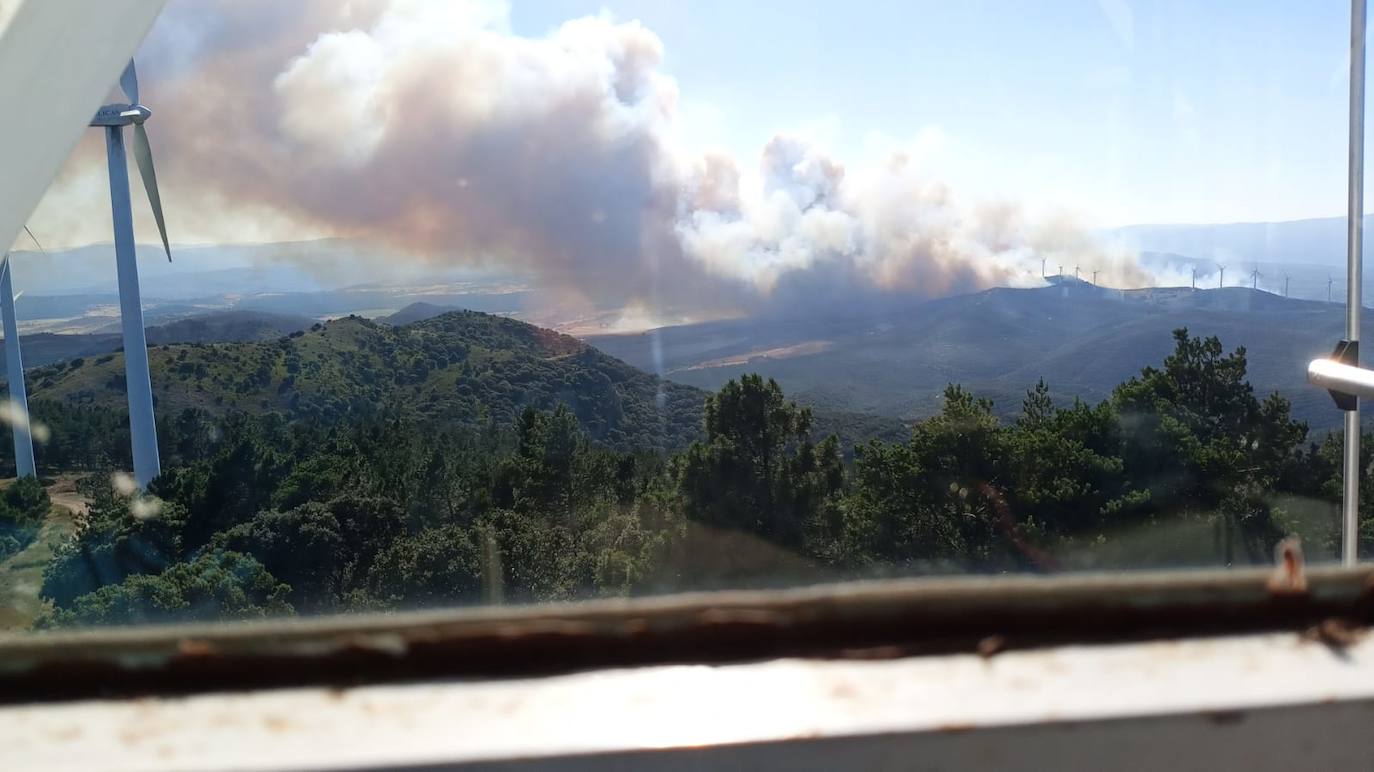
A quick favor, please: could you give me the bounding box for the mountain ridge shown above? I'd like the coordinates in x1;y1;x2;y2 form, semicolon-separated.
588;284;1352;431
23;310;905;452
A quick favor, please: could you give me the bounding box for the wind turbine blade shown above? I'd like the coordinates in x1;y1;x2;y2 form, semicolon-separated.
0;0;168;262
120;59;139;104
132;123;171;261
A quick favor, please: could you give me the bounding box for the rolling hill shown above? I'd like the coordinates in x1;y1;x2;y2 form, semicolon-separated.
9;310;316;370
22;310;904;452
587;283;1356;432
380;302;460;326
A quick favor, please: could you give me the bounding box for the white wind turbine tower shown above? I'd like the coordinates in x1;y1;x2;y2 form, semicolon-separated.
91;60;171;488
1218;265;1226;287
1329;275;1336;303
1250;267;1261;290
1283;274;1291;298
0;226;42;478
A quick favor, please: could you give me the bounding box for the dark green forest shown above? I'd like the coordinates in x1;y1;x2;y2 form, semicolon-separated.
0;317;1361;628
16;310;903;454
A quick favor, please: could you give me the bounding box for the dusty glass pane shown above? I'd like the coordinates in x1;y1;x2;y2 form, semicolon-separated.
0;0;1362;631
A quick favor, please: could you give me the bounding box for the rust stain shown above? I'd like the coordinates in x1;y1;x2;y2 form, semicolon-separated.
1267;538;1308;596
1302;618;1367;649
262;715;295;733
935;722;977;734
621;617;651;635
977;635;1007;659
177;639;217;657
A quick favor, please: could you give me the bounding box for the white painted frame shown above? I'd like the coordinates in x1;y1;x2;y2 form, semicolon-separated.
4;630;1373;771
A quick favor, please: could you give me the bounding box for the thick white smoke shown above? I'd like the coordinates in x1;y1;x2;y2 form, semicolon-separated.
29;0;1151;319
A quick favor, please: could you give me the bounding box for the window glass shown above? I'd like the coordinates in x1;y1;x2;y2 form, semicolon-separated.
0;0;1360;631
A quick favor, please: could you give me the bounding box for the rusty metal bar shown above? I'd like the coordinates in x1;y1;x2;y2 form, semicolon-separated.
1;567;1371;703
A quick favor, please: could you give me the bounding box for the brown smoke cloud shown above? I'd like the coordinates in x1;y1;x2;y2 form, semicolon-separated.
29;0;1151;318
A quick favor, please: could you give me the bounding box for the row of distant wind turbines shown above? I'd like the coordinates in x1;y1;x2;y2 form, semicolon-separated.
3;59;168;487
1190;266;1342;301
1039;257;1335;301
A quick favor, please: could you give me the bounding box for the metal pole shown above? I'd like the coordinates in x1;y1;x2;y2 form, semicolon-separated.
0;257;34;478
1345;0;1367;567
105;126;161;487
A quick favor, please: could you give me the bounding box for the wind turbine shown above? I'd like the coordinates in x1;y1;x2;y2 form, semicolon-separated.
91;60;171;488
1218;265;1226;288
0;226;41;478
1250;267;1261;290
1074;264;1080;281
1283;274;1290;298
1092;269;1099;285
1191;267;1197;289
1329;275;1336;303
1040;257;1046;278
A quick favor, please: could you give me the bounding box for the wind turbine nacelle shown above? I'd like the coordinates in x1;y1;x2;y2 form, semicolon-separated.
90;103;150;127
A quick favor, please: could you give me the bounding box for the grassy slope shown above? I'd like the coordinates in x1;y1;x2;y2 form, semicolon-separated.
0;476;85;631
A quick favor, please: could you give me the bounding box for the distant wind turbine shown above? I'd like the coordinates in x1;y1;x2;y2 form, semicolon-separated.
1191;267;1197;289
1329;275;1336;303
90;60;172;487
1250;267;1261;290
1074;264;1080;280
1283;274;1290;298
1040;257;1046;278
1218;265;1226;288
1092;269;1099;285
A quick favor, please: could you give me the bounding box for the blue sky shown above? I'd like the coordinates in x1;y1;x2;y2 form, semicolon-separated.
510;1;1356;226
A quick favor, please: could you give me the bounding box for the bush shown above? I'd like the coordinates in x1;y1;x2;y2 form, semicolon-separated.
0;534;21;562
39;550;293;628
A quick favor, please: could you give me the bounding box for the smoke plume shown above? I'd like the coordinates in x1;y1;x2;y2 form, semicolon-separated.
30;0;1152;320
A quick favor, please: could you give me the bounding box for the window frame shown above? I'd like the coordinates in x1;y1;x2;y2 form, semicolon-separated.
2;565;1371;702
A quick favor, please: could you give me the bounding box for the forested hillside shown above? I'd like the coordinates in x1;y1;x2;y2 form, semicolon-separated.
0;327;1354;629
20;311;901;455
26;311;704;452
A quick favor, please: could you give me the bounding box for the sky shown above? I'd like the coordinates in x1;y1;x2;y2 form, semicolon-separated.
509;0;1356;227
10;0;1368;316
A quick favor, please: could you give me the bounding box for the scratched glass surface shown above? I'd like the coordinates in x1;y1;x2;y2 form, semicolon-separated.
0;0;1359;631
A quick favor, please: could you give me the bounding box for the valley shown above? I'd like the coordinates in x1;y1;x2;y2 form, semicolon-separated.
589;283;1353;431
